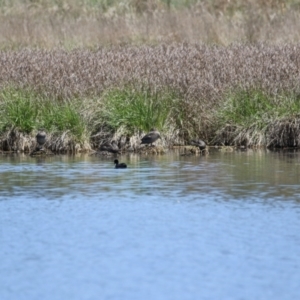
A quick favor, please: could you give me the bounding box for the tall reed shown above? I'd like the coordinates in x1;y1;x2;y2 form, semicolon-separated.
0;0;299;49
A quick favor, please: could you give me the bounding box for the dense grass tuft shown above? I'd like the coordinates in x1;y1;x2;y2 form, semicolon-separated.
101;87;180;134
215;89;300;146
218;89;274;128
41;100;87;142
0;87;39;133
0;87;90;144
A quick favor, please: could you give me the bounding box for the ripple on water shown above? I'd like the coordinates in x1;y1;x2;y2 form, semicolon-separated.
0;152;300;299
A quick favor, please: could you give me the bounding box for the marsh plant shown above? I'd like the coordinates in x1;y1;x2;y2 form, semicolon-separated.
218;89;275;128
1;42;300;150
215;89;300;147
100;87;181;134
0;87;38;133
40;99;88;142
0;87;92;151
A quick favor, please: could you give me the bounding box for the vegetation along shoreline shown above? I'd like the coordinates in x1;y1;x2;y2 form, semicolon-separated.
1;43;300;154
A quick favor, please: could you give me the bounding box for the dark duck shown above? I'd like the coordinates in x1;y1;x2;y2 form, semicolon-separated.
114;159;127;169
141;129;161;146
190;139;206;150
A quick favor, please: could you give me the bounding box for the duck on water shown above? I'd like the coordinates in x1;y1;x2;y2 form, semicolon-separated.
114;159;127;169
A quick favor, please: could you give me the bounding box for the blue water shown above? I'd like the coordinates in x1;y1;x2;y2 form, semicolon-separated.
0;150;300;300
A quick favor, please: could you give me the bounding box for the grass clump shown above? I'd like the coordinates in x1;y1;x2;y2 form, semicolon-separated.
0;87;39;133
0;86;91;146
101;87;180;134
41;100;87;142
218;89;274;128
215;88;300;146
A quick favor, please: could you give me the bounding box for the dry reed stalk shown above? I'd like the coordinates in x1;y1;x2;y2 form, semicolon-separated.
267;117;300;148
0;1;299;48
0;128;34;152
1;44;300;99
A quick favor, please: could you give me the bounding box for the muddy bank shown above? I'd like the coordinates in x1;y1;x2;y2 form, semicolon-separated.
1;120;300;155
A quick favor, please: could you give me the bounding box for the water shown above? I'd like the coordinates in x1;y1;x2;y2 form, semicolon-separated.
0;149;300;300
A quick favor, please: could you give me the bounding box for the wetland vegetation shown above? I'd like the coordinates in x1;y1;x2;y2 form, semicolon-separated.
0;1;300;153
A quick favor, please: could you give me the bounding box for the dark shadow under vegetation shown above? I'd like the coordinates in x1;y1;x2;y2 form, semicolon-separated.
1;43;300;153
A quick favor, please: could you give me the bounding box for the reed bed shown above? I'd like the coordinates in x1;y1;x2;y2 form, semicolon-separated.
0;0;300;49
1;43;300;151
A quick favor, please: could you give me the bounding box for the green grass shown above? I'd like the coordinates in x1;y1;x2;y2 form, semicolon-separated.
2;84;300;149
276;92;300;116
218;89;275;129
0;85;185;146
40;100;87;142
214;88;300;146
0;87;39;133
219;88;300;127
0;86;89;142
100;87;181;134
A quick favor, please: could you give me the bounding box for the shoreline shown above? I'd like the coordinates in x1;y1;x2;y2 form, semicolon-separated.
1;129;300;155
1;44;300;151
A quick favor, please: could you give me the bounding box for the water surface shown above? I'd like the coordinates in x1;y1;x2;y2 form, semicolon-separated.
0;149;300;300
